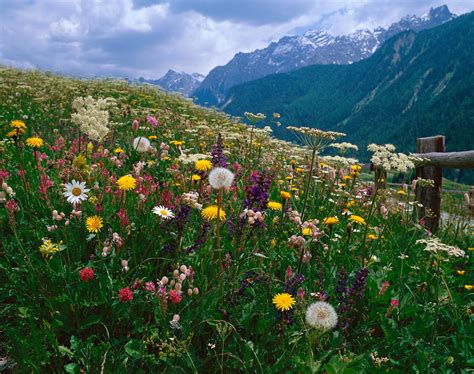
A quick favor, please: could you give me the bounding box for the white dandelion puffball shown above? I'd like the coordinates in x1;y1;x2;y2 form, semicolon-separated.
63;180;90;205
132;136;151;153
305;301;338;331
208;167;234;189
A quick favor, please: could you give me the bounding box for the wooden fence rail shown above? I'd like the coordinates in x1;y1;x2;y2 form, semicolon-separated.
411;150;474;169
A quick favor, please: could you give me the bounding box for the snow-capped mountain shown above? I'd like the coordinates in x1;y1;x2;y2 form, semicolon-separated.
193;5;456;106
138;70;204;96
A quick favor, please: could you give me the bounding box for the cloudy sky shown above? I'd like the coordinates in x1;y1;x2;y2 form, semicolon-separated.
1;0;473;79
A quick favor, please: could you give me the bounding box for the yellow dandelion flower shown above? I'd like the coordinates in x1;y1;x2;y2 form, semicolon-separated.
6;128;25;137
349;215;366;225
368;233;377;240
323;216;339;226
343;175;352;180
350;165;362;172
272;293;295;311
201;205;226;221
285;176;293;180
26;136;44;148
117;175;136;191
192;174;201;181
10;120;27;130
277;179;284;184
271;239;277;247
465;285;474;291
296;167;305;173
170;140;184;146
347;200;356;207
85;215;103;233
456;270;465;275
114;147;125;154
397;190;407;196
267;201;282;211
148;135;157;140
195;159;212;171
280;191;291;200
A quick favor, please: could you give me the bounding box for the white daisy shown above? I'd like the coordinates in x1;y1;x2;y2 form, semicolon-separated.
63;180;90;205
152;205;175;220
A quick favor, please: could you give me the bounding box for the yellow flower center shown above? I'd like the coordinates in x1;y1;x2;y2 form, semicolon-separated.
72;187;82;196
160;209;168;216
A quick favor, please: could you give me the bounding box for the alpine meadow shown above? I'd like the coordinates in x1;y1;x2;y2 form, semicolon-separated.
0;1;473;373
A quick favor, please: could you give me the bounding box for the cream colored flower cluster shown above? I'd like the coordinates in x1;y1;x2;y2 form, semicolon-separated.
178;153;211;164
244;112;266;123
71;96;111;143
416;237;465;258
321;155;359;167
330;142;359;153
288;126;346;151
181;191;202;210
368;143;416;173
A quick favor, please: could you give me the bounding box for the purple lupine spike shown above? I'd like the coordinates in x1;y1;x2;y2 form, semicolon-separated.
175;205;190;231
211;133;228;168
226;219;235;238
349;268;369;300
243;171;273;211
335;268;350;330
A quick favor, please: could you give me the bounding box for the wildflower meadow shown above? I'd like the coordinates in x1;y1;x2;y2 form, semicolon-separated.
0;68;473;372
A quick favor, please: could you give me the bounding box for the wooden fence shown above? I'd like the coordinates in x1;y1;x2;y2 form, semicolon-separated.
374;135;474;231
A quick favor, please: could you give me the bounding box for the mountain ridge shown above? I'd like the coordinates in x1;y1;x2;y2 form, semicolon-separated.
138;70;204;96
193;5;456;106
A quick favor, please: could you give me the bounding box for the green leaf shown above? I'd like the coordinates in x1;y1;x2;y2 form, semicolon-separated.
124;339;143;359
64;363;80;373
58;345;74;357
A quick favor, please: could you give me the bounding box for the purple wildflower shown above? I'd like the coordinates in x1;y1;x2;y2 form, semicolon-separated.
211;133;228;168
243;171;273;211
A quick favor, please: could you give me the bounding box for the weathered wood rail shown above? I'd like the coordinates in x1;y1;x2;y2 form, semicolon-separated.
411;150;474;169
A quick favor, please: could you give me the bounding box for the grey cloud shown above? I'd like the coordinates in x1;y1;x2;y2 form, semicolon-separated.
1;0;473;79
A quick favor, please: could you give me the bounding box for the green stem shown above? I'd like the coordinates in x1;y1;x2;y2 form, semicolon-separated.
301;148;317;221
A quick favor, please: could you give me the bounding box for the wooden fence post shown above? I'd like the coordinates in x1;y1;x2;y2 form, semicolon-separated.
469;187;474;217
415;135;445;231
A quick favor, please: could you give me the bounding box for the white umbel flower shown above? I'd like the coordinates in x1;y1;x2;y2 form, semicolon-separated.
152;205;175;220
132;136;151;153
208;167;234;189
63;180;90;205
305;301;338;331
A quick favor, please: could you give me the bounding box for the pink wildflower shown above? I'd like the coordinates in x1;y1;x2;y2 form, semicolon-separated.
118;287;134;302
79;267;94;282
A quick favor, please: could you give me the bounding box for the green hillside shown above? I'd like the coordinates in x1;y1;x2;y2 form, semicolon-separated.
224;12;474;181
